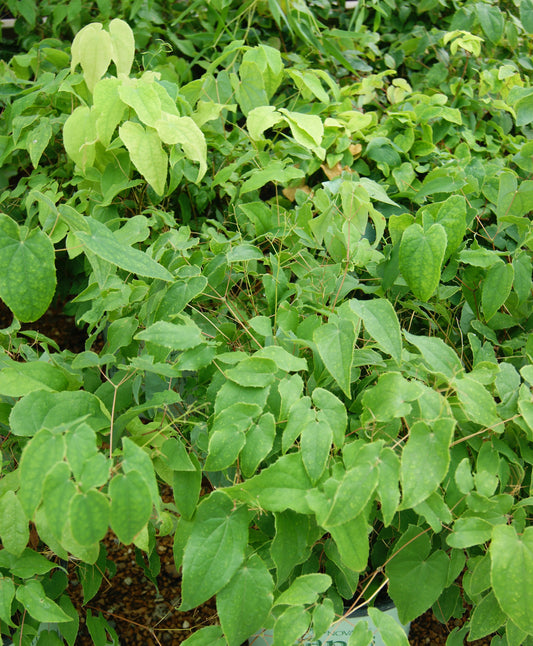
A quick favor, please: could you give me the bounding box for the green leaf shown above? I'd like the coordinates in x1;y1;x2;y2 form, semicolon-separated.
0;548;56;578
313;387;347;449
109;471;152;544
0;214;56;322
155;114;207;182
377;448;400;526
93;78;126;147
453;376;500;427
301;419;332;484
119;121;168;195
271;510;312;585
520;0;533;34
181;626;225;646
403;331;463;380
0;491;28;556
387;531;449;624
254;346;307;372
515;91;533;127
468;590;506;641
217;554;274;646
349;298;402;364
491;524;533;634
10;390;108;437
181;491;248;610
225;357;277;388
482;262;514;321
275;573;331;606
240;160;305;194
279;108;324;149
0;362;69;397
273;606;311;645
227;453;313;514
109;18;135;75
368;607;409;646
135;320;203;350
76;216;173;281
362;372;423;422
399;223;447;300
348;621;373;646
172;452;202;521
70;23;112;92
0;577;15;628
401;419;454;508
314;319;356;397
63;105;97;171
43;462;76;541
246;106;282;140
19;430;65;518
447;517;493;548
27;118;52;168
327;514;369;572
69;490;110;546
320;462;379;527
477;2;504;44
240;413;276;478
15;580;72;623
421;195;467;260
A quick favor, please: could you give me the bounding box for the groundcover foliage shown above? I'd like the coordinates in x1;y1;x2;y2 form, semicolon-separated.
0;0;532;644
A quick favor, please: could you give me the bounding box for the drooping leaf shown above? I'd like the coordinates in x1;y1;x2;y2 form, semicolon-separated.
327;514;369;572
368;607;410;646
181;492;248;610
275;574;331;606
271;510;313;585
70;23;112;92
476;2;504;44
301;419;332;484
0;214;56;322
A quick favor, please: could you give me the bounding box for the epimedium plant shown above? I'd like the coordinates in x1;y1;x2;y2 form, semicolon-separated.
0;1;532;645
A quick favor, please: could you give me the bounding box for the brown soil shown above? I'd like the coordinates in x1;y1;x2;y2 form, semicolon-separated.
1;304;496;645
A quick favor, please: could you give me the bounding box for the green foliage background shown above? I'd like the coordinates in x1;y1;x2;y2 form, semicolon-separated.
0;0;532;644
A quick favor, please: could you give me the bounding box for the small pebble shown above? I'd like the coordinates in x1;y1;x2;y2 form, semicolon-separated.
124;576;133;586
182;620;190;628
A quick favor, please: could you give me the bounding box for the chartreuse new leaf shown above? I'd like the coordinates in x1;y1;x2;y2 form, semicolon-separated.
119;121;168;195
0;214;56;322
108;18;135;76
217;554;274;646
491;525;533;635
70;23;112;92
155;113;207;182
181;491;248;610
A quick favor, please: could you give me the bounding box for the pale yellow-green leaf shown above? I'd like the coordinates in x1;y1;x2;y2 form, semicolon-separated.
118;77;162;128
92;78;126;146
63;106;97;171
246;106;282;141
119;121;168;195
109;18;135;76
155;113;207;182
71;23;112;93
